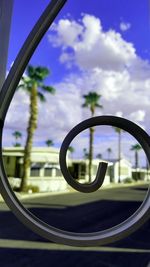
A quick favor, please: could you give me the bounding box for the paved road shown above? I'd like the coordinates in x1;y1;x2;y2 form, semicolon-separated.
0;183;149;266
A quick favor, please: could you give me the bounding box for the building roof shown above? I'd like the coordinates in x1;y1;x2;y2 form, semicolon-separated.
104;157;132;165
2;146;60;163
71;158;113;166
2;146;59;156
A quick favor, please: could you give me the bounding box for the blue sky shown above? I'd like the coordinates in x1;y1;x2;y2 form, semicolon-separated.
4;0;150;165
8;0;150;81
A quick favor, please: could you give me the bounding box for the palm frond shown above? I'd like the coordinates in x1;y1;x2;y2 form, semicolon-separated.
37;92;46;102
82;103;88;108
12;131;22;138
114;127;121;133
96;103;103;108
17;76;33;91
27;65;50;81
130;144;142;151
82;92;103;112
45;139;54;147
41;85;55;94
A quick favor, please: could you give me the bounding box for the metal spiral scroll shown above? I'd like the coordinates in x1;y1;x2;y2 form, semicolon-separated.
0;0;149;247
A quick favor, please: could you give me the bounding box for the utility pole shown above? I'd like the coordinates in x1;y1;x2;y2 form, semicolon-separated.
0;0;13;90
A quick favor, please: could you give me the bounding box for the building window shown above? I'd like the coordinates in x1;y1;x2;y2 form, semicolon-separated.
80;164;86;179
30;168;40;177
30;163;42;177
44;168;53;177
56;168;62;176
73;163;80;179
7;156;10;165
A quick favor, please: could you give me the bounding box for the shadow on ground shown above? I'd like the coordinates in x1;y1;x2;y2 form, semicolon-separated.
0;193;149;266
0;248;149;267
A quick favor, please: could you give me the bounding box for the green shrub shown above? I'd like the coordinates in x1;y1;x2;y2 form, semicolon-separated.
123;177;133;184
13;186;20;192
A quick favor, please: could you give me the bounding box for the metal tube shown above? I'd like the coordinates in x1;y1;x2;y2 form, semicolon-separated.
0;0;13;90
0;0;67;120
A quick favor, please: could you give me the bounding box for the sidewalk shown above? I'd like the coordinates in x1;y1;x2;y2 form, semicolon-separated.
0;189;71;203
0;180;149;203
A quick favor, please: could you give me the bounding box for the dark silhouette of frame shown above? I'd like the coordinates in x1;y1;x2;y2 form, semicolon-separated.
0;0;149;247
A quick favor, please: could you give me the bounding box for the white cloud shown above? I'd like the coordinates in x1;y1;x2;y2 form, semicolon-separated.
3;83;83;147
120;22;131;32
3;14;150;166
48;14;150;133
115;111;123;117
4;90;29;131
49;19;83;48
129;110;145;123
48;14;136;71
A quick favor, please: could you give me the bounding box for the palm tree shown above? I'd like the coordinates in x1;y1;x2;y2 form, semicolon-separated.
68;146;75;159
18;65;55;191
114;127;122;183
130;144;142;180
82;92;103;182
96;153;102;159
83;148;89;160
45;139;54;147
107;147;112;182
107;147;112;160
12;131;22;147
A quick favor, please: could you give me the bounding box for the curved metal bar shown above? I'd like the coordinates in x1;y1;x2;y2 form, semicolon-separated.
0;116;149;246
0;0;149;247
60;125;108;192
0;0;67;120
59;116;150;193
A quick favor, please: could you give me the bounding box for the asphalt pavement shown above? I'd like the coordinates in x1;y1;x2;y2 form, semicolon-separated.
0;183;149;266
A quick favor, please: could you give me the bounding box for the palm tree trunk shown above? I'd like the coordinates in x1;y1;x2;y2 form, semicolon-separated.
89;127;94;183
118;131;121;183
135;151;138;169
88;107;95;183
135;150;139;180
108;151;111;160
20;84;38;191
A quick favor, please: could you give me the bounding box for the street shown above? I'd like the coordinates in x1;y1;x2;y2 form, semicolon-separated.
0;183;149;266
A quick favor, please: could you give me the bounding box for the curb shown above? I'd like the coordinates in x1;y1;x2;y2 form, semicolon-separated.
0;181;149;203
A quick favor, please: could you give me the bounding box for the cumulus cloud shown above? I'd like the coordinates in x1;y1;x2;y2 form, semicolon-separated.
129;110;145;123
48;14;150;130
3;83;83;147
3;14;150;165
120;22;131;32
48;15;136;71
115;111;123;117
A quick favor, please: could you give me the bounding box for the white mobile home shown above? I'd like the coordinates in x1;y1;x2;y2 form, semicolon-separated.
109;158;132;183
2;147;68;192
69;159;112;186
